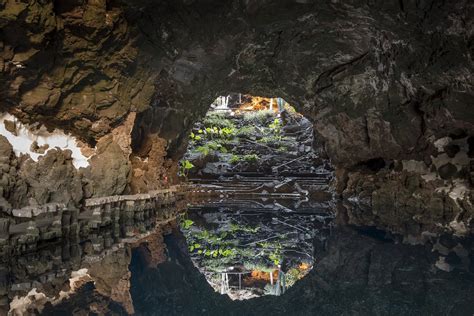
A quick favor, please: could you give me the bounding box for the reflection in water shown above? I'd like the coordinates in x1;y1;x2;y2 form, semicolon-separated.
180;198;333;300
1;213;174;315
130;219;474;315
1;203;473;315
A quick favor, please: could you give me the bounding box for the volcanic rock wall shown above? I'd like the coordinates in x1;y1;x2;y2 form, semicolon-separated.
0;0;473;238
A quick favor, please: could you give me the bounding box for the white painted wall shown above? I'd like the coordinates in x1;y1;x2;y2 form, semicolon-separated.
0;113;91;169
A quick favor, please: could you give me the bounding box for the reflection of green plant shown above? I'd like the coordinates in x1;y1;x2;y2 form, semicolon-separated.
230;223;260;233
268;251;282;266
181;222;242;262
285;267;310;287
189;132;202;141
196;145;211;156
219;127;235;138
189;243;201;252
179;160;194;176
181;219;194;229
267;243;282;265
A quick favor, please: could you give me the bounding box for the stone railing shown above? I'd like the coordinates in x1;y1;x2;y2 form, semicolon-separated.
0;186;185;256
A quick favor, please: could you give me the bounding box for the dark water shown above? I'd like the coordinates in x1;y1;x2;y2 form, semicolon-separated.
2;202;474;315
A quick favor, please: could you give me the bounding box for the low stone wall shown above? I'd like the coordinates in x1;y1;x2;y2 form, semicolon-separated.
0;186;184;256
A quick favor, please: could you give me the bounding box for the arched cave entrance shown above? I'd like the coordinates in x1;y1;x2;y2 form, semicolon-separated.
176;94;334;299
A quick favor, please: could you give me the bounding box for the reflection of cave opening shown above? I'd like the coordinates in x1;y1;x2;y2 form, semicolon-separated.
178;94;334;299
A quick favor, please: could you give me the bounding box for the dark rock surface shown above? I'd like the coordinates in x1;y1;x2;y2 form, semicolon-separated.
0;0;473;237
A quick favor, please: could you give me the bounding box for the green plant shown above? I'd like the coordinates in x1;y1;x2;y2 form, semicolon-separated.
243;154;259;162
189;132;202;141
196;145;210;156
259;135;282;144
179;160;194;176
229;223;260;233
268;118;282;134
229;154;240;164
242;110;273;124
219;127;235;139
268;250;282;266
236;126;256;137
196;141;228;156
203;112;235;129
181;219;194;229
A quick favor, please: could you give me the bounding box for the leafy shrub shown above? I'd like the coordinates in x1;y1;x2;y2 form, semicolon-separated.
242;154;259;162
181;219;194;229
268;118;282;134
229;154;241;164
236;126;257;137
242;110;274;124
203;112;235;129
229;154;258;163
195;140;228;156
178;160;194;176
196;145;211;156
189;132;202;141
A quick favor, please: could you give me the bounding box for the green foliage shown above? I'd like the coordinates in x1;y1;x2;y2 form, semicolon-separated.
268;249;282;266
188;243;202;252
183;225;237;260
219;127;235;139
193;125;235;142
259;135;282;144
203;112;235;129
189;132;202;141
243;154;259;162
178;160;194;176
229;154;241;164
236;126;257;137
268;118;282;134
285;267;310;287
242;110;274;124
196;145;211;156
181;219;194;229
229;154;259;164
196;140;228;157
201;247;235;258
229;223;260;233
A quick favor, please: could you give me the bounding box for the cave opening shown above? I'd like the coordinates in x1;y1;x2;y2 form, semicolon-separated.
176;94;334;299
